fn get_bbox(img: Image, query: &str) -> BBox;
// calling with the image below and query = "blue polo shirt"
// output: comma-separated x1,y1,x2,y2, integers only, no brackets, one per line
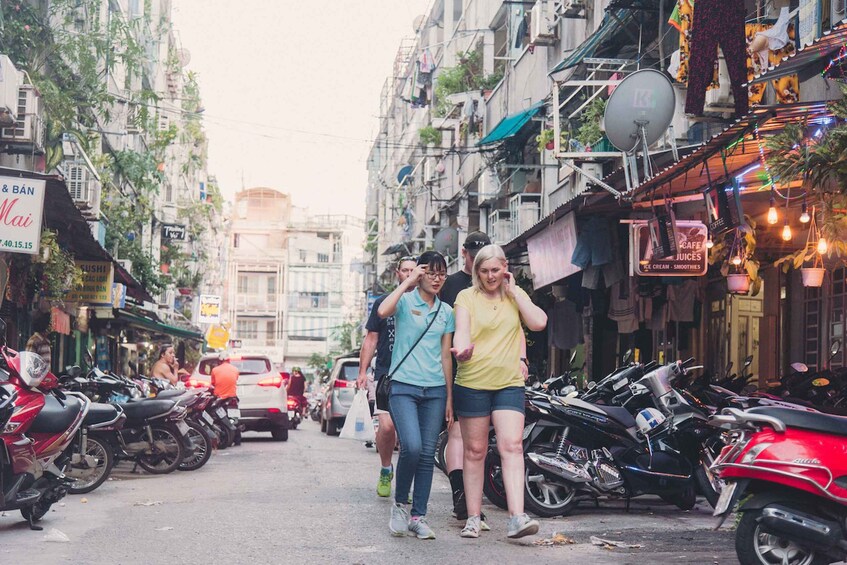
389,288,455,387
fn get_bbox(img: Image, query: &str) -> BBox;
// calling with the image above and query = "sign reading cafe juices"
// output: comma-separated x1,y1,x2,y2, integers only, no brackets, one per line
0,175,46,255
631,221,708,277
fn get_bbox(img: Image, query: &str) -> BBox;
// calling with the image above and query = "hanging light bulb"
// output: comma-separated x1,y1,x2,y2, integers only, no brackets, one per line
767,193,778,225
782,219,793,242
731,254,742,266
800,200,810,223
818,236,829,254
706,238,714,249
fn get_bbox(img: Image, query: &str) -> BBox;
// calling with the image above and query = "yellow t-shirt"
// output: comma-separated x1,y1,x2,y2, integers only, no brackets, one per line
454,286,527,390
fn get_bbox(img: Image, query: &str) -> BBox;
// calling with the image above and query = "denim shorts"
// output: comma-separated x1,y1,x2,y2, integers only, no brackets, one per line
453,384,525,417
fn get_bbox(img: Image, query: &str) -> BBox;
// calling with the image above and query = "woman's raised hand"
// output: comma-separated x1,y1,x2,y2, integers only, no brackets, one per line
503,271,517,299
450,344,475,362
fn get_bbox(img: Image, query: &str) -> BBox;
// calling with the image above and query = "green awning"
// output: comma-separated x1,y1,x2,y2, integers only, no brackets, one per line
550,9,634,74
116,309,203,341
477,101,544,146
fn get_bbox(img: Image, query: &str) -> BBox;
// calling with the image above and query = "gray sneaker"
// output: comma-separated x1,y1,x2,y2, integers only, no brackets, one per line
507,513,539,539
389,503,410,537
408,517,436,540
461,515,481,538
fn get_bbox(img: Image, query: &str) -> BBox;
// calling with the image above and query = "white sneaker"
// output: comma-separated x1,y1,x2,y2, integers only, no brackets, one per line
389,503,409,537
408,517,436,540
507,513,539,538
461,515,481,538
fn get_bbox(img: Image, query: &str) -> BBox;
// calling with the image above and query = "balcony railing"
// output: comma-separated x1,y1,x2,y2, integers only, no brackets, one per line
235,294,278,312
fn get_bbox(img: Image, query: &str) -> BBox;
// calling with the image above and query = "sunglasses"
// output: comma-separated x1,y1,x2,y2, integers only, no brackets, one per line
397,255,419,266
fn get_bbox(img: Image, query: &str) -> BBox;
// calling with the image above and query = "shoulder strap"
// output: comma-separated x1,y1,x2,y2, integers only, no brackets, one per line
388,300,442,379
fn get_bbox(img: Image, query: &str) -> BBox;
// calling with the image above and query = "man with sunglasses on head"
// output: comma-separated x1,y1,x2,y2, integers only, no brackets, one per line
357,255,418,498
439,231,492,527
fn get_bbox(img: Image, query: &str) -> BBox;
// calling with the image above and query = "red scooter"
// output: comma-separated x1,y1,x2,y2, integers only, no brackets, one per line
711,406,847,564
0,321,90,529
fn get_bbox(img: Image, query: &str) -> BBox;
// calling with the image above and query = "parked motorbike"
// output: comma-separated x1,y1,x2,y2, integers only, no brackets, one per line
711,406,847,565
308,395,321,422
0,321,90,529
485,359,723,518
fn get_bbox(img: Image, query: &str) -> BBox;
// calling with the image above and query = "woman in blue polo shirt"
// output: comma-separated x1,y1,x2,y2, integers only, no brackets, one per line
377,251,454,540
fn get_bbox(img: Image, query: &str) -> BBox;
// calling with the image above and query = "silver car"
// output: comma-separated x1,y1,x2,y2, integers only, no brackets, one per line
320,356,359,436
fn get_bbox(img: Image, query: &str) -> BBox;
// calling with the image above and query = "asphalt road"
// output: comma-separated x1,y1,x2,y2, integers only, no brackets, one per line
1,421,738,564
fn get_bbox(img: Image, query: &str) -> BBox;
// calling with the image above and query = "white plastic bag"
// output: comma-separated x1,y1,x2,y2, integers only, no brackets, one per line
340,389,376,442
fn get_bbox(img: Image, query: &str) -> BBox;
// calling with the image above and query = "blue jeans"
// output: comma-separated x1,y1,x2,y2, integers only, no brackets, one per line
389,381,446,517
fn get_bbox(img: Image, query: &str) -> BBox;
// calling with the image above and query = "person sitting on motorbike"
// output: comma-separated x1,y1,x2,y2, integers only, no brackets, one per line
211,354,241,444
287,366,308,419
151,344,179,386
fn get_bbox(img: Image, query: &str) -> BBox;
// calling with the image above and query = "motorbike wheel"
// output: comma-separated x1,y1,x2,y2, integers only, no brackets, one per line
68,435,115,494
434,429,448,475
694,456,722,508
326,418,340,436
736,506,827,565
178,421,213,472
217,422,234,450
21,500,52,523
137,424,184,474
524,450,579,517
482,451,509,510
659,485,697,510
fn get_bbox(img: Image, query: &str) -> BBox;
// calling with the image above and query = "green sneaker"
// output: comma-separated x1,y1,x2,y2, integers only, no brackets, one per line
377,467,393,497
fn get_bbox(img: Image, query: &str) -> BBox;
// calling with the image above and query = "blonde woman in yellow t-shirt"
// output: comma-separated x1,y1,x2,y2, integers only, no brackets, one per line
450,244,547,539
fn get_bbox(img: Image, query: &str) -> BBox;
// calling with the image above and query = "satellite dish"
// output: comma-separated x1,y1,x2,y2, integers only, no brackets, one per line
397,165,414,186
413,15,426,32
434,227,459,257
176,48,191,68
604,69,675,153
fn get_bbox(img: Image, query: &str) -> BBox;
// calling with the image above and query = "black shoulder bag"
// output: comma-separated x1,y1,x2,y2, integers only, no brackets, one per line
376,301,442,408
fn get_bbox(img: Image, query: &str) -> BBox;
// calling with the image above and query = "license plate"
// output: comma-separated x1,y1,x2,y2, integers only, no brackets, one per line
176,420,190,435
227,408,241,419
287,410,295,419
713,481,738,516
201,411,215,425
216,407,226,418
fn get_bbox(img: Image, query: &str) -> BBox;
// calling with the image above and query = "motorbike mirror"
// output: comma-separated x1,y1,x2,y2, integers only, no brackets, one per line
84,348,94,367
569,350,577,366
621,349,633,364
586,380,596,390
831,339,842,359
744,355,754,367
790,362,809,373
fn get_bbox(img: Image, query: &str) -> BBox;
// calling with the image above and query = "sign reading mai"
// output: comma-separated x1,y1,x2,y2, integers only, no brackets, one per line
0,175,46,255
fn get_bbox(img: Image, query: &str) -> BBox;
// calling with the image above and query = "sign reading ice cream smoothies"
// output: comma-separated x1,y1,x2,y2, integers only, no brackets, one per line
0,175,46,255
631,221,708,276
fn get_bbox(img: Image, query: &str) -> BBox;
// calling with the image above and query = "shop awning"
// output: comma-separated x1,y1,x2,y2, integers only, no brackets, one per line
550,10,635,74
381,242,413,256
750,20,847,84
628,101,832,201
477,101,544,146
115,309,203,341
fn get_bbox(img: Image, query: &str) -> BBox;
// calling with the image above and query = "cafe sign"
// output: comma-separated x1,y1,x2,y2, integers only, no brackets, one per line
631,221,708,277
65,261,115,303
0,175,46,255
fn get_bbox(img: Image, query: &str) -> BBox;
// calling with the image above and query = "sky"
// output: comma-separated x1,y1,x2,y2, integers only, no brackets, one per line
170,0,431,217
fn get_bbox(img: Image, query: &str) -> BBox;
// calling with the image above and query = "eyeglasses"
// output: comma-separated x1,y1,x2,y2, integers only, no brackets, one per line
425,272,447,280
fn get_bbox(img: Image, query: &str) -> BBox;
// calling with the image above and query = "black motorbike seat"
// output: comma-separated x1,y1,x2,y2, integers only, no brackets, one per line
29,394,83,434
84,403,121,426
156,389,185,399
598,405,637,428
749,406,847,436
116,399,175,422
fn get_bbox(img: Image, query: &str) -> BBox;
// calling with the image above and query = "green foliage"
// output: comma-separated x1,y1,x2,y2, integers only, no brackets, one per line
576,97,606,148
536,129,555,153
708,217,762,296
307,352,333,380
433,47,503,117
418,125,442,147
36,229,84,299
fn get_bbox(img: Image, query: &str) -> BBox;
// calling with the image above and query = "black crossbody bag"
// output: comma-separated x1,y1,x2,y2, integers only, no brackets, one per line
376,301,442,408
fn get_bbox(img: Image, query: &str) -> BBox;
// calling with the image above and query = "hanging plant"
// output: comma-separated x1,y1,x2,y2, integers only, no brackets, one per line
419,126,442,147
37,230,84,299
536,129,555,153
709,218,761,296
575,97,607,148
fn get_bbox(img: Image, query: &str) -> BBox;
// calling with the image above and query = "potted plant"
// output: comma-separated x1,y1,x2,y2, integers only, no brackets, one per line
37,230,84,299
774,206,828,287
575,97,607,149
419,125,442,148
536,128,555,153
709,219,761,296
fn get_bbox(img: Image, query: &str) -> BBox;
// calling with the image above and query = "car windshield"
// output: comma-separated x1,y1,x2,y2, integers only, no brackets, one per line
339,364,358,381
231,358,271,375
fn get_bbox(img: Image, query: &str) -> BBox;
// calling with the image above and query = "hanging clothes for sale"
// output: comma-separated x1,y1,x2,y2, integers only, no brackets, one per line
608,280,639,334
798,0,817,47
669,0,719,88
684,0,748,117
746,17,800,106
548,299,583,351
418,49,435,74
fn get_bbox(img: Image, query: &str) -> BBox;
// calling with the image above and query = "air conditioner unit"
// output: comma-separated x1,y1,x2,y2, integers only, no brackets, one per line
65,163,102,219
508,194,541,239
530,1,557,45
0,56,21,126
478,168,500,202
0,84,45,154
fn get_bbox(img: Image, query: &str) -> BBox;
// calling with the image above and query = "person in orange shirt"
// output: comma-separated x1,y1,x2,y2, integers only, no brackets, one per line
211,356,239,399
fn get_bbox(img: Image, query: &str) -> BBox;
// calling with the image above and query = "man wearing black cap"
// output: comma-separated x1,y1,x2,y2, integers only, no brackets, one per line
439,230,490,524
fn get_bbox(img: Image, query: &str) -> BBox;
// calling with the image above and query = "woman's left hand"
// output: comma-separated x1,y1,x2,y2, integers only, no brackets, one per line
520,360,529,381
504,271,517,299
445,402,454,425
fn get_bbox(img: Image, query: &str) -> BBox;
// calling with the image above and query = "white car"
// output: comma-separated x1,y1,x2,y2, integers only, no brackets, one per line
191,354,290,441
